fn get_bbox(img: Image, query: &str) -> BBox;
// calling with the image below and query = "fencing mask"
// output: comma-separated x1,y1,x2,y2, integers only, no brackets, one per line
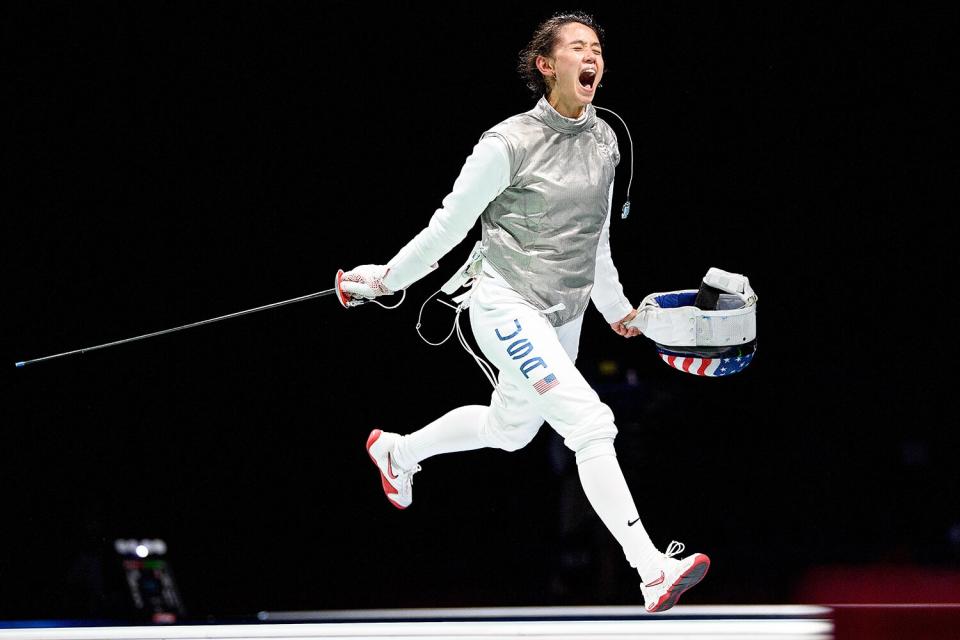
627,267,758,377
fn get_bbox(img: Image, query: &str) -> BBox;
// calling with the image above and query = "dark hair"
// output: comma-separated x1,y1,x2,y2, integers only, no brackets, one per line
517,11,606,99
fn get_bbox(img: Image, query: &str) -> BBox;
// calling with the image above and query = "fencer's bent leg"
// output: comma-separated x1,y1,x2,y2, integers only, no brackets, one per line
392,362,545,466
392,405,488,470
468,274,620,456
480,374,545,451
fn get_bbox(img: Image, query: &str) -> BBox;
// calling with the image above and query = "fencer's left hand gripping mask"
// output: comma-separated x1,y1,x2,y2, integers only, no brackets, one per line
626,267,758,377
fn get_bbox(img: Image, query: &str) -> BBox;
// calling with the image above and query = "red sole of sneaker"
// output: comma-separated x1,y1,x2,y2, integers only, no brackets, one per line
366,429,407,510
648,554,710,612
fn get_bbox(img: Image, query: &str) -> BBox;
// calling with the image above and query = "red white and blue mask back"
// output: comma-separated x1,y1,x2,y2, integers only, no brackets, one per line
627,268,758,377
656,341,756,377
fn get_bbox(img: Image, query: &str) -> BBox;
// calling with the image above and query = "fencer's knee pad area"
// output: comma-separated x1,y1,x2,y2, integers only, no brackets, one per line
561,401,619,457
573,437,618,465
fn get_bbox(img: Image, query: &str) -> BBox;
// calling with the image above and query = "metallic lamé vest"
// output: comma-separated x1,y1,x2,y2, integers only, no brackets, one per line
479,97,620,327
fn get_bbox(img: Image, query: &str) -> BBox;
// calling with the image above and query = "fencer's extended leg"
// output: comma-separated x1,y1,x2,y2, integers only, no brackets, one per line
574,450,709,611
577,452,663,579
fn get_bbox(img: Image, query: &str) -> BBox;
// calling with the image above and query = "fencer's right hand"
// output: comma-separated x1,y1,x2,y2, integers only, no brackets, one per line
338,264,394,304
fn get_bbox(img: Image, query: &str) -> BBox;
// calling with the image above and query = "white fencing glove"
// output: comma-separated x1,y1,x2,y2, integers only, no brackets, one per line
337,264,394,307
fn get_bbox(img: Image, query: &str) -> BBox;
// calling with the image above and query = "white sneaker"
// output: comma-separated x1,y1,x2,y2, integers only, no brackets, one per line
641,541,711,613
366,429,421,510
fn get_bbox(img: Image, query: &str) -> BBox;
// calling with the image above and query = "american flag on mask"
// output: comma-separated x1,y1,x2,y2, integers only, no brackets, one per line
533,373,559,394
660,352,754,377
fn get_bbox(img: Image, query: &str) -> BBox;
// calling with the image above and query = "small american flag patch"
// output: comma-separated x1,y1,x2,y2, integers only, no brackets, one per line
533,373,559,394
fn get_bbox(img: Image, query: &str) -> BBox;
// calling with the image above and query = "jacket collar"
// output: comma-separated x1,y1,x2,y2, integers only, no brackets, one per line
532,95,597,134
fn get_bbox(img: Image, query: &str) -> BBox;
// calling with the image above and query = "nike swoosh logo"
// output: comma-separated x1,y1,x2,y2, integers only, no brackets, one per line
627,517,641,527
645,570,665,587
387,452,399,480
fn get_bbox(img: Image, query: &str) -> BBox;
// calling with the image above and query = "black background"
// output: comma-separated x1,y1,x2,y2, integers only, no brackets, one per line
3,1,956,621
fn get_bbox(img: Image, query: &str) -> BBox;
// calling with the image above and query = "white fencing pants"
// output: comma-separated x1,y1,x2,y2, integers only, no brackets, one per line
468,268,618,463
392,267,663,578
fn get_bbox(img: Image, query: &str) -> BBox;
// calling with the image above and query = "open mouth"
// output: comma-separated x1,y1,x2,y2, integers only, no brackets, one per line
578,68,597,91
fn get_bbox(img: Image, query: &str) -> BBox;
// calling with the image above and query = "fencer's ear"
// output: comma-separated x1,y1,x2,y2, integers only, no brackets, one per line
535,55,554,77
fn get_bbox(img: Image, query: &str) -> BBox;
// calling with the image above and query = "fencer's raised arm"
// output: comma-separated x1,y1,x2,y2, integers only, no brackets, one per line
591,180,633,323
340,136,510,301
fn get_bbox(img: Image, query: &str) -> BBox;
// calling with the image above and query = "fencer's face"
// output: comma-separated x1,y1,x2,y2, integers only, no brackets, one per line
538,22,604,112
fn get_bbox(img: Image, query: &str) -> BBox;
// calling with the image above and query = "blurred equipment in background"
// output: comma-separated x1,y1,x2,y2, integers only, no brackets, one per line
114,539,184,623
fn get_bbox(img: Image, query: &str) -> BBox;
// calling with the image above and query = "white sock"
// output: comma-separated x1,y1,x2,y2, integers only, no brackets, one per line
577,452,662,582
392,405,488,470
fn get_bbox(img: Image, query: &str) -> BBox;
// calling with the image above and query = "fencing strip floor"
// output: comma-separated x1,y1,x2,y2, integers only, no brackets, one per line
0,605,834,640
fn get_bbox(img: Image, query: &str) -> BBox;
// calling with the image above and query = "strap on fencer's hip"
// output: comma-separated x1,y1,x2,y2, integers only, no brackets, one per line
441,240,485,295
432,240,482,309
451,287,474,308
